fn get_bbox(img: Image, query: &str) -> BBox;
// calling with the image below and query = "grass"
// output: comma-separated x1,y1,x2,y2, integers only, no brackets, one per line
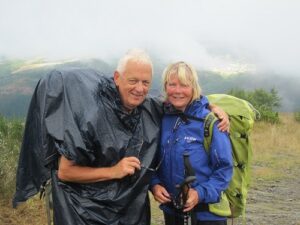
0,115,24,198
1,113,300,224
251,113,300,183
0,197,47,225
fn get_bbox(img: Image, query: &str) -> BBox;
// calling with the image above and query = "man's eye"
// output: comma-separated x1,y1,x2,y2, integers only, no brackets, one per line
128,79,138,84
143,81,150,86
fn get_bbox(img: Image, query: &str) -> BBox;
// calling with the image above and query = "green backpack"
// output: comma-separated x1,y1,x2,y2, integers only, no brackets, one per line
204,94,259,218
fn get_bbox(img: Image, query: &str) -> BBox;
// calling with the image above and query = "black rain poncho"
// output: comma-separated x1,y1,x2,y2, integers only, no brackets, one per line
13,68,162,225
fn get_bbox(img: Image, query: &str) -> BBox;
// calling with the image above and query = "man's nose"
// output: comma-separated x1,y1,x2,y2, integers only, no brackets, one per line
135,81,144,92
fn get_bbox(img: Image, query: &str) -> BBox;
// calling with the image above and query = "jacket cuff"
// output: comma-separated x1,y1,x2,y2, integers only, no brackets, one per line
150,176,161,190
194,185,206,203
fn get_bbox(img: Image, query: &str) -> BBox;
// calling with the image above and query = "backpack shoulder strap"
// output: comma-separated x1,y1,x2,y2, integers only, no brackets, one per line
203,112,218,154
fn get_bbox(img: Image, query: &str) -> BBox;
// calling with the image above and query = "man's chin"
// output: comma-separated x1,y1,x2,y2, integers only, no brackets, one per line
130,99,145,108
122,100,143,110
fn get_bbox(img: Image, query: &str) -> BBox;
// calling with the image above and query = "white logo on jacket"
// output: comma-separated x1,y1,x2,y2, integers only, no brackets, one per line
184,136,197,143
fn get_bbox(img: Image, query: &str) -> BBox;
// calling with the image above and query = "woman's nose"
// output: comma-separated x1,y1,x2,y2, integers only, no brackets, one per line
174,85,182,92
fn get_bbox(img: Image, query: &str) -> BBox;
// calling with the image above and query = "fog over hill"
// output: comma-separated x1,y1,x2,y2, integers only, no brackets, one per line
0,0,300,116
1,0,299,74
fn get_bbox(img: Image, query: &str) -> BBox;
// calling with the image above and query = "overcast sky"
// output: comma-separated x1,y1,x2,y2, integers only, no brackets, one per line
0,0,299,76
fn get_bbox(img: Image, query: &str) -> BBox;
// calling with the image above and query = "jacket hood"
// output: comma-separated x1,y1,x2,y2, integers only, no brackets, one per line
185,95,210,118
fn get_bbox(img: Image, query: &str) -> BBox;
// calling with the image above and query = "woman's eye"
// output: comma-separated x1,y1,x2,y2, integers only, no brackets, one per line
181,84,189,88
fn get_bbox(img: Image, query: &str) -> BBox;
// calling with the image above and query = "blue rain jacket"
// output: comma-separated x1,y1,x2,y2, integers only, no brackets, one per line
152,96,233,221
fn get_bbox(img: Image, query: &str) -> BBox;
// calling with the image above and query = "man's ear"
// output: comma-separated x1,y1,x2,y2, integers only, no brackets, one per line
114,71,120,86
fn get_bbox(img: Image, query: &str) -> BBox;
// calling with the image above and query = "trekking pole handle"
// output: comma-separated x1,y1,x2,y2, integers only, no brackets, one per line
183,151,195,177
182,151,196,206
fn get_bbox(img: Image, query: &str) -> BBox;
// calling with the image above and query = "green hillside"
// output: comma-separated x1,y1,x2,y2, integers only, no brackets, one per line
0,58,300,117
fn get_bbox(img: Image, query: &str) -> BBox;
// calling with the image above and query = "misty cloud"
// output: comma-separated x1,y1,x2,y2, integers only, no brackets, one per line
0,0,299,76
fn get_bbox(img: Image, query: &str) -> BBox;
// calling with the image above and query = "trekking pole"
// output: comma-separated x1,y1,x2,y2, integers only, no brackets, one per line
40,180,53,225
174,175,196,225
172,151,196,225
182,151,196,225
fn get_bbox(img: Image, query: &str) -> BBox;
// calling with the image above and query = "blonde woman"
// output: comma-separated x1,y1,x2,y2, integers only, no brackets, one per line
151,62,233,225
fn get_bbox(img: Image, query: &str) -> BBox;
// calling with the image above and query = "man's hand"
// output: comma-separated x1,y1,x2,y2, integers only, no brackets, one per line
183,188,199,212
209,104,230,132
151,184,171,204
111,157,141,179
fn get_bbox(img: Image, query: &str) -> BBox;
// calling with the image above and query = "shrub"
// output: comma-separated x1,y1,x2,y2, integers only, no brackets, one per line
259,107,280,124
294,111,300,122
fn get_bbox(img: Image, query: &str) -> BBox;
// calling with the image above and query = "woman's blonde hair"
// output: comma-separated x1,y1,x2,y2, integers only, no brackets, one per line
162,61,201,101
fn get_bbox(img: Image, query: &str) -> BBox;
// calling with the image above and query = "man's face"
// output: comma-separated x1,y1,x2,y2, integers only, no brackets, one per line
114,60,152,111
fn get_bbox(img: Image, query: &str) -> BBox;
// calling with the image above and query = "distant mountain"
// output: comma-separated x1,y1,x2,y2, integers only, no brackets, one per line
0,58,299,117
0,58,114,117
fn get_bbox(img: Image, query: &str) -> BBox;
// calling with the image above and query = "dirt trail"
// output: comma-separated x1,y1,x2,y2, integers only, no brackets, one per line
243,177,300,225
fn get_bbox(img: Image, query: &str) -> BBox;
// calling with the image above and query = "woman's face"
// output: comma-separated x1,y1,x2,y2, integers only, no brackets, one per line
165,75,193,112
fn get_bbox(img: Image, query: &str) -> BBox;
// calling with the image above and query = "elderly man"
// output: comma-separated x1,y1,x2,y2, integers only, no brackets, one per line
13,49,228,225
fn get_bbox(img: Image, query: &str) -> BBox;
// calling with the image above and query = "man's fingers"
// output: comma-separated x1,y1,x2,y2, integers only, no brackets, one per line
217,118,230,132
123,157,141,169
125,162,141,175
125,156,141,164
112,157,142,178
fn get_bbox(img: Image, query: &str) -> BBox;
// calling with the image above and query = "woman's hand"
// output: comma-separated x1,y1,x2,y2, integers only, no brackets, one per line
151,184,171,204
209,104,230,132
183,188,199,212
